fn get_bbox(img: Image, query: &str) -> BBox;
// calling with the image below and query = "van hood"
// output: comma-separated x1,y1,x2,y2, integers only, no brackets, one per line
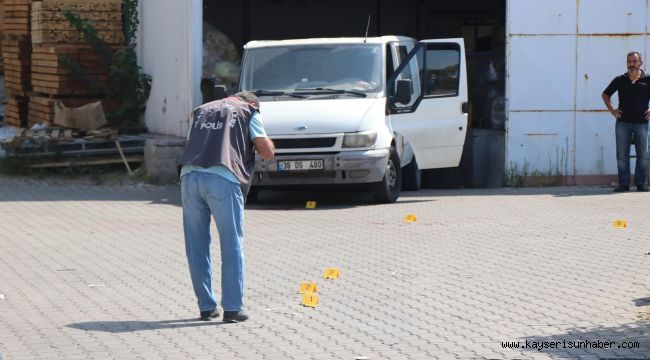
259,98,383,135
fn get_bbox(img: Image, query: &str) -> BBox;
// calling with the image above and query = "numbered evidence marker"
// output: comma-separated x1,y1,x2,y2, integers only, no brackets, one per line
299,281,318,294
323,267,341,279
404,214,417,223
613,219,628,229
302,293,319,307
306,201,317,209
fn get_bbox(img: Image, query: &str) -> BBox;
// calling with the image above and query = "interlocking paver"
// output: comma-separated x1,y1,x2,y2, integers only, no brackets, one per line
1,177,649,359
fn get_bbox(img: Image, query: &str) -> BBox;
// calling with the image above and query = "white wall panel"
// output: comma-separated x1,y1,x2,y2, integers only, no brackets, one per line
507,112,574,174
508,0,576,35
509,36,576,111
579,0,646,34
141,0,202,136
575,112,617,175
576,36,646,110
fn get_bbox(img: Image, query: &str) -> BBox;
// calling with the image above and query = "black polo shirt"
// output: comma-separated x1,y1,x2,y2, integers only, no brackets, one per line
603,73,650,123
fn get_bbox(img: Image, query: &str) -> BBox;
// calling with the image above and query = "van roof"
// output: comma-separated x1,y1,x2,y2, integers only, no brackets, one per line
244,36,416,49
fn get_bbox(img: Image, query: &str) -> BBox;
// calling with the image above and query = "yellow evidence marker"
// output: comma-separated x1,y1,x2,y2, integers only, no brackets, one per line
306,201,317,209
323,267,341,279
299,281,318,294
404,214,417,223
302,293,319,307
613,219,628,229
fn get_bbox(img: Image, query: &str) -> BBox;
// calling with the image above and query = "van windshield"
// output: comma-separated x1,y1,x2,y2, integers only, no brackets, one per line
240,44,383,95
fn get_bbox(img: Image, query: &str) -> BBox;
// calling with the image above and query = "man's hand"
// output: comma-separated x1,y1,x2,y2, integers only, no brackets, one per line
253,137,275,160
602,93,622,119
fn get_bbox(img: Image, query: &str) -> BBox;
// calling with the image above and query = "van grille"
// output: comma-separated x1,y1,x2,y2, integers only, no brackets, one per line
273,138,336,149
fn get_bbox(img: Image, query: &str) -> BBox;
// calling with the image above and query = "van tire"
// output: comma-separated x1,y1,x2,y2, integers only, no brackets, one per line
401,156,421,191
372,147,401,203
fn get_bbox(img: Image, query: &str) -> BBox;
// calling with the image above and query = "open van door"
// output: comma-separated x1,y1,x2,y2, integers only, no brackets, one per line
388,38,468,169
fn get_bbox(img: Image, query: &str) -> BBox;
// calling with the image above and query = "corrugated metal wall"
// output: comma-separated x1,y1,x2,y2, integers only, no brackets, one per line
506,0,649,183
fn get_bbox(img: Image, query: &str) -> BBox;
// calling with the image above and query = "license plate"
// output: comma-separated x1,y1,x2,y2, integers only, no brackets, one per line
278,159,324,171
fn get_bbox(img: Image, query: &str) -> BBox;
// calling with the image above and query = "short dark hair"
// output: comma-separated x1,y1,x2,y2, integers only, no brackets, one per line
233,91,260,108
627,51,642,60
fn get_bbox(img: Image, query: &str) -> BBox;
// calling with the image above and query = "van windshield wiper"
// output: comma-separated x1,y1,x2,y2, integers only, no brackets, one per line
252,90,307,98
294,87,367,98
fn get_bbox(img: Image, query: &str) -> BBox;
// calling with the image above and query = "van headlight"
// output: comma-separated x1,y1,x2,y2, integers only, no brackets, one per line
342,131,377,148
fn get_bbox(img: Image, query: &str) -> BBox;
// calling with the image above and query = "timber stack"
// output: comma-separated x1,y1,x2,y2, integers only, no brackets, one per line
0,0,5,72
29,0,124,127
1,0,32,127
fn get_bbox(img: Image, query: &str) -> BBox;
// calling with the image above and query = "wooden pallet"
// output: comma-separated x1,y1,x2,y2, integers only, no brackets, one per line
8,128,144,173
12,127,80,143
27,154,143,169
12,127,117,142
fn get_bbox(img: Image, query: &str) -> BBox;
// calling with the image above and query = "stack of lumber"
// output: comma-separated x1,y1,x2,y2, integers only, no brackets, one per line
0,0,5,72
1,0,33,126
2,37,31,95
31,44,113,96
2,0,30,37
27,0,125,127
31,0,124,44
5,96,28,125
29,95,119,125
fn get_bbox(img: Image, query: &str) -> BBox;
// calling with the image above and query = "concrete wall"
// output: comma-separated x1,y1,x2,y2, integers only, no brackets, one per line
139,0,202,137
506,0,649,184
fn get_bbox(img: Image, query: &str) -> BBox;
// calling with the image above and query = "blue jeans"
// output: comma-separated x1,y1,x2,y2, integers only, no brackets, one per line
181,172,245,312
615,121,649,187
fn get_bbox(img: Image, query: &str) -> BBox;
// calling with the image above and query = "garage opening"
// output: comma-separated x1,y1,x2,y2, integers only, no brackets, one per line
203,0,506,187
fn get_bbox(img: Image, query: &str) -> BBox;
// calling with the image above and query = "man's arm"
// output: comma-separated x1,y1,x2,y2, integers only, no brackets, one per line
602,93,622,118
253,137,275,160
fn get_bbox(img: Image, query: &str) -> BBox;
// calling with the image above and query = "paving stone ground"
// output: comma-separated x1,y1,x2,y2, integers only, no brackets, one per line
0,176,649,360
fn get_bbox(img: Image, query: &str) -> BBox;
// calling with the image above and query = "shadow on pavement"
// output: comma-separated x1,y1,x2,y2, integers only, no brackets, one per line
401,186,618,198
0,176,626,205
634,297,650,307
246,189,435,210
66,318,230,332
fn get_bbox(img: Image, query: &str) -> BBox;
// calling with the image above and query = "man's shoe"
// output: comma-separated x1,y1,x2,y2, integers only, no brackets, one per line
199,309,220,321
637,185,649,192
223,310,249,323
613,185,630,192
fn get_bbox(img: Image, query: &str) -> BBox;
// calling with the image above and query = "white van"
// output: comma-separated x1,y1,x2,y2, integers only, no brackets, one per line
239,36,468,203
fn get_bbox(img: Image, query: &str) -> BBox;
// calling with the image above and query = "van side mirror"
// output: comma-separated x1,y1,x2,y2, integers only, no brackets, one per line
394,79,412,105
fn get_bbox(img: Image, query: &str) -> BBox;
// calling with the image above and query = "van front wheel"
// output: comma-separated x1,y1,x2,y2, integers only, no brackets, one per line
372,147,401,203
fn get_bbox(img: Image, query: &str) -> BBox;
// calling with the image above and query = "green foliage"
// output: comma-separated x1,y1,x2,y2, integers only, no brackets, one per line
59,55,102,94
507,161,529,187
62,1,151,127
122,0,139,46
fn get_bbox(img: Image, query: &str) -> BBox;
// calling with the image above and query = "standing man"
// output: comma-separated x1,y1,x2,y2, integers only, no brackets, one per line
178,92,274,322
602,51,650,192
